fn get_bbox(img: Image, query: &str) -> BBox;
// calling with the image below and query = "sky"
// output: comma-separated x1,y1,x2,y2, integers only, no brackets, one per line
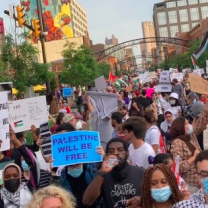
0,0,161,45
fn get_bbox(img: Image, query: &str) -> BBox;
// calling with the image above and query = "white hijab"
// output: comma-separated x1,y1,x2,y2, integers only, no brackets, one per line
160,109,175,132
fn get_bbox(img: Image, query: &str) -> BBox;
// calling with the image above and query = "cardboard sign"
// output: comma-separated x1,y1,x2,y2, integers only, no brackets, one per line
148,72,157,79
52,131,102,167
9,96,48,133
0,92,10,151
126,85,133,93
0,82,13,101
189,73,208,94
63,88,73,97
40,121,52,157
94,75,107,92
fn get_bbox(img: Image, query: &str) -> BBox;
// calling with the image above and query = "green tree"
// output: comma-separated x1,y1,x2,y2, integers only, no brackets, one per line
60,42,110,86
0,34,55,95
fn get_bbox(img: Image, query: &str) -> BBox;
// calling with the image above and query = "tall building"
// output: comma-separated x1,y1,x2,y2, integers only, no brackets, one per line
105,34,118,46
140,21,157,65
0,18,5,54
71,0,88,37
153,0,208,38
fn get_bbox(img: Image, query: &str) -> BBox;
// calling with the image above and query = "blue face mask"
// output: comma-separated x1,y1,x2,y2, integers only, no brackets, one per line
21,160,29,172
201,177,208,196
151,186,172,203
68,167,83,178
193,99,197,103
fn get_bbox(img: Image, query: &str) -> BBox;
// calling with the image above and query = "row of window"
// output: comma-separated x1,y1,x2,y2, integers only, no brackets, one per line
73,15,88,30
167,0,208,8
71,0,87,18
71,7,87,25
157,6,208,25
159,22,199,37
74,29,84,37
74,22,86,33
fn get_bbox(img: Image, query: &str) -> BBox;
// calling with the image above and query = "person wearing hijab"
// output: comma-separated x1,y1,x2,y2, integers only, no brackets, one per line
170,101,208,193
1,163,32,208
160,109,175,147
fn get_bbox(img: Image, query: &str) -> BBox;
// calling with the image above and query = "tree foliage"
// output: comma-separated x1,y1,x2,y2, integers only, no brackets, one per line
0,35,55,95
60,42,110,86
157,40,208,71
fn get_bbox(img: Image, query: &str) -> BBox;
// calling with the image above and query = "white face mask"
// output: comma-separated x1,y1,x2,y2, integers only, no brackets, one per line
169,100,176,105
76,121,83,130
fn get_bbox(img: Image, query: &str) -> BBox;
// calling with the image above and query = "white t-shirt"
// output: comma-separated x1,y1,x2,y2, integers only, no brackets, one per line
145,125,161,153
128,142,156,169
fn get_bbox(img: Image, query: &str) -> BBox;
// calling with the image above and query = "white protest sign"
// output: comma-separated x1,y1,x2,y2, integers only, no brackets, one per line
148,72,157,79
170,73,184,82
200,69,205,74
94,75,107,92
159,71,171,83
182,68,192,74
9,96,48,133
35,151,50,171
0,92,10,151
156,85,172,92
193,69,201,76
169,68,178,73
140,72,151,84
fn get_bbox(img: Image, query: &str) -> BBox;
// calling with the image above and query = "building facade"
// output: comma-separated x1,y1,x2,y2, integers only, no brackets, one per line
71,0,88,37
0,18,5,54
153,0,208,38
105,34,118,46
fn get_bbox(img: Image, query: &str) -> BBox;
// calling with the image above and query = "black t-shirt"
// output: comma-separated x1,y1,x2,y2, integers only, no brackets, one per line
136,96,153,110
0,156,12,163
101,164,144,208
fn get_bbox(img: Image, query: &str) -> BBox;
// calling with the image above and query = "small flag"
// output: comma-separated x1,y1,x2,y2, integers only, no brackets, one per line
191,56,199,69
109,72,118,82
192,32,208,59
114,81,121,90
117,79,128,86
14,120,23,128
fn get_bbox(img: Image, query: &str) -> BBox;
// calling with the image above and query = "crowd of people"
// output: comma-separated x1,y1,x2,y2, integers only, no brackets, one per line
1,72,208,208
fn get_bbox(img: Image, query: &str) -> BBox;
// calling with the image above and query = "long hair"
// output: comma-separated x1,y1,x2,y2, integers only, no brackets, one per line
26,185,76,208
141,164,182,208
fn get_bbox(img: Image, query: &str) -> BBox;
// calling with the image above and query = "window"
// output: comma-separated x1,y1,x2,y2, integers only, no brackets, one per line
166,2,176,8
159,27,168,37
179,9,188,22
188,0,198,4
168,11,177,23
201,6,208,19
157,12,167,25
190,8,199,20
177,0,187,6
181,24,190,32
199,0,208,3
170,25,179,37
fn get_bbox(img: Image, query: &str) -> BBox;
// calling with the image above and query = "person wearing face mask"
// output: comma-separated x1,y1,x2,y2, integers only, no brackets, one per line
170,100,208,193
1,163,32,208
173,150,208,208
136,88,153,110
140,164,182,208
160,110,175,147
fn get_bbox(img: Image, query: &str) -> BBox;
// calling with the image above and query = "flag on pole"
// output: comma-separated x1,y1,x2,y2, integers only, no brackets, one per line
108,72,118,82
191,56,199,69
192,32,208,59
114,81,121,90
117,79,128,86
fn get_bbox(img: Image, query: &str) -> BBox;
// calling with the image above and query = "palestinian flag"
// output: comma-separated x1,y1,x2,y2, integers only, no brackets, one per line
114,81,121,90
132,77,139,84
191,56,199,69
14,120,23,128
117,79,128,86
109,72,118,82
192,32,208,59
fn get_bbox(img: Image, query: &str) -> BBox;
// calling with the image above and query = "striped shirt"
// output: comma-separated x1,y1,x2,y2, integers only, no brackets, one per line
22,169,51,189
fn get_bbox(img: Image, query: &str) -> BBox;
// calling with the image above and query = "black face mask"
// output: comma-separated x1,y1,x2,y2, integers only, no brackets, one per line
142,91,146,96
4,179,20,193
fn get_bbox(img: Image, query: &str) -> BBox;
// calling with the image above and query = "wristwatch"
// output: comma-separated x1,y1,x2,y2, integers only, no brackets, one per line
97,170,106,178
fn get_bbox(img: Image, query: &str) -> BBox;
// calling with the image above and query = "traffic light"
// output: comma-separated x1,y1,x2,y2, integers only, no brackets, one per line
16,5,26,27
33,19,41,37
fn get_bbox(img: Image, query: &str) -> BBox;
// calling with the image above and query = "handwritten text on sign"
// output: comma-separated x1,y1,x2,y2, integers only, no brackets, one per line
63,88,73,97
52,131,102,167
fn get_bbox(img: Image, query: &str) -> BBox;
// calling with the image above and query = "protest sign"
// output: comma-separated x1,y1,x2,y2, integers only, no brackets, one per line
193,69,201,76
189,74,208,94
63,88,73,97
52,131,102,167
200,69,205,74
35,151,50,171
40,121,52,157
189,73,208,94
156,85,172,92
126,85,133,93
0,92,10,151
0,82,13,101
182,68,192,74
94,75,107,92
148,72,157,79
9,96,48,133
146,88,154,97
169,68,178,73
170,73,184,82
159,71,171,83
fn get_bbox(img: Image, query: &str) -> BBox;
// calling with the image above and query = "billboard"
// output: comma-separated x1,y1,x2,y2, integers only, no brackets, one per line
21,0,74,42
